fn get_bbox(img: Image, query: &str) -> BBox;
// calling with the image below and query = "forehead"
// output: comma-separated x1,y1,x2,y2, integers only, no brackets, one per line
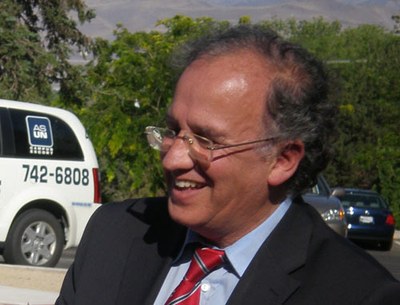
169,50,273,133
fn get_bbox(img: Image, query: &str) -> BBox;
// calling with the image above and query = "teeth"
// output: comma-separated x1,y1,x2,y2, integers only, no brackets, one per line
175,180,201,189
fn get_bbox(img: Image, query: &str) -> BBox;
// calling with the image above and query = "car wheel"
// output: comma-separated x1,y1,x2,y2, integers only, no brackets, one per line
380,240,393,251
3,209,64,267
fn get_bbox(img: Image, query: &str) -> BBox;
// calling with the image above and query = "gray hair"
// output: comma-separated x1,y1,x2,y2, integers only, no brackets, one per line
171,24,337,194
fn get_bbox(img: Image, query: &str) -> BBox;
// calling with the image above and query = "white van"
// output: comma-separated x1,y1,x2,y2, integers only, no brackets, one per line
0,99,101,267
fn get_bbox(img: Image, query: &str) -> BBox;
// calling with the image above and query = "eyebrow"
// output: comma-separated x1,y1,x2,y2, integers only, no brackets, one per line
164,115,224,141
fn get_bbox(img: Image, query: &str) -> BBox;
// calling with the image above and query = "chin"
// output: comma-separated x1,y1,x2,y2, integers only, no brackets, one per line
168,198,203,228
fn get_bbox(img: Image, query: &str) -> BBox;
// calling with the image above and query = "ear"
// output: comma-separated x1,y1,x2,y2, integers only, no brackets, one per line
267,140,305,186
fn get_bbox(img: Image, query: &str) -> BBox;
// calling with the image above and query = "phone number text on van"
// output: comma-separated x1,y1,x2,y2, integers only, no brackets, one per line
22,164,90,186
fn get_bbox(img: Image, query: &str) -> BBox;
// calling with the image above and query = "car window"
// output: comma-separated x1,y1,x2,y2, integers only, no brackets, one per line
4,109,84,161
341,193,387,209
304,176,330,196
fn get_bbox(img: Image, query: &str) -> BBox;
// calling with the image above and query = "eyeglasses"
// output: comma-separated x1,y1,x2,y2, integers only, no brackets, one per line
145,126,279,166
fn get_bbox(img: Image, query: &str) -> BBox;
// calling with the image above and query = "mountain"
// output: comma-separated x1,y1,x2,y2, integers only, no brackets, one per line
203,0,392,5
79,0,400,39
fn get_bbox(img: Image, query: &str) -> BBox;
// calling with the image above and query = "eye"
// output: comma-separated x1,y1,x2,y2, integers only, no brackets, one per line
193,134,214,149
165,116,180,130
191,127,224,147
165,122,180,135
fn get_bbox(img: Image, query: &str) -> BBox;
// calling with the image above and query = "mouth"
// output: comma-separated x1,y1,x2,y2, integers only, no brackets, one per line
174,179,205,190
168,178,208,207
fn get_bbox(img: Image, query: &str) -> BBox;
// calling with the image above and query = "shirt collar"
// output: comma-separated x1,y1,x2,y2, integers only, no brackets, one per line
173,197,292,277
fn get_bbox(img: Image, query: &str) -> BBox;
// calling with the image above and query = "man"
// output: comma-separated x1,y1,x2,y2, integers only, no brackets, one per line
56,25,400,305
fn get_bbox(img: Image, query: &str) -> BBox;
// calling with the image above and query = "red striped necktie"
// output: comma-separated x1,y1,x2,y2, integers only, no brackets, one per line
164,247,226,305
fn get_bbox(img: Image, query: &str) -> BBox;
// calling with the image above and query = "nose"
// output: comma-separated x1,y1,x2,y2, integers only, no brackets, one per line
161,136,195,171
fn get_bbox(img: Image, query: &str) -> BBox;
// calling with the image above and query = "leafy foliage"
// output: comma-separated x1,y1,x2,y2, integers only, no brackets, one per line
1,5,399,225
80,17,229,200
253,18,400,223
326,26,400,222
87,17,400,224
0,0,94,104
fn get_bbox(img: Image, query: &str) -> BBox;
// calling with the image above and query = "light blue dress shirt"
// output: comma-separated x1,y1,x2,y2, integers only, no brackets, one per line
154,197,292,305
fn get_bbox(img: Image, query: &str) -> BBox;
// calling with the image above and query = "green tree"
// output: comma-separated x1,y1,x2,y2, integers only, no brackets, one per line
327,25,400,222
79,16,400,225
258,19,400,224
6,8,396,222
260,17,343,59
81,17,229,200
0,0,95,104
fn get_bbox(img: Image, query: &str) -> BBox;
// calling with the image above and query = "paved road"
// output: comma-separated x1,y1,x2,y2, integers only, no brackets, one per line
367,240,400,280
2,239,400,281
56,247,76,269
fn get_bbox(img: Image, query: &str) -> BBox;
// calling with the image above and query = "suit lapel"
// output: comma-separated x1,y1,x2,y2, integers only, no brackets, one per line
109,197,313,305
114,197,187,305
115,238,176,305
227,198,313,305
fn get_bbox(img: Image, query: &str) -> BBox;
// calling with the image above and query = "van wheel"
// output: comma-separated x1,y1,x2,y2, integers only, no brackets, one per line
3,209,64,267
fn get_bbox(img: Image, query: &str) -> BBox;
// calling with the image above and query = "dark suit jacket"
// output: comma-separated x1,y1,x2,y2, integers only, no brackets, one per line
56,197,400,305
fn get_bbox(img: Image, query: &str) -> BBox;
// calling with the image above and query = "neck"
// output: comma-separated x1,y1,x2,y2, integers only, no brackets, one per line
194,202,281,248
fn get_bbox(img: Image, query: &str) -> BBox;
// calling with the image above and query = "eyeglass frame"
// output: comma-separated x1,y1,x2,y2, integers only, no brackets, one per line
145,125,280,158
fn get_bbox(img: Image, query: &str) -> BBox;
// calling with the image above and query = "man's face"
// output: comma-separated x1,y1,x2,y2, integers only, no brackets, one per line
162,50,280,247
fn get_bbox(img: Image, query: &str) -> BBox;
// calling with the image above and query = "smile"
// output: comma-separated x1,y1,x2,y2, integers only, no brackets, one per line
174,180,204,189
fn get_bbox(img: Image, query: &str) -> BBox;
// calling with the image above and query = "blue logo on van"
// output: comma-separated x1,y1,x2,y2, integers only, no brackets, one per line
26,116,54,155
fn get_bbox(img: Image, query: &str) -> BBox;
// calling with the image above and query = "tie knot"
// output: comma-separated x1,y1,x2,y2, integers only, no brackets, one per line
185,247,225,283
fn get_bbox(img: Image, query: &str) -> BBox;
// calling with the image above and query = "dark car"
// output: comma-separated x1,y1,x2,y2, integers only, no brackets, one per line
302,176,347,237
340,188,395,250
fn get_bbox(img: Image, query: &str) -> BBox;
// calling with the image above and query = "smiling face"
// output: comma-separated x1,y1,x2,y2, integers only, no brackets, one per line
162,50,288,247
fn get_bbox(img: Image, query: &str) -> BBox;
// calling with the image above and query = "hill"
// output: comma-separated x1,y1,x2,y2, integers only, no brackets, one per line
80,0,399,39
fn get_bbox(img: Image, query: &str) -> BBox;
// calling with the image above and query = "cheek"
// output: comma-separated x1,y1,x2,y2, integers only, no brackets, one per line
208,158,254,193
210,155,270,194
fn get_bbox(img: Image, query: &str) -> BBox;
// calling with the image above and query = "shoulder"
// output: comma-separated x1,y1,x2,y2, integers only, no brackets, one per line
290,198,392,273
87,197,169,228
81,196,186,247
73,196,185,268
361,281,400,305
290,197,399,300
57,197,184,304
77,197,172,251
265,198,400,304
93,196,168,217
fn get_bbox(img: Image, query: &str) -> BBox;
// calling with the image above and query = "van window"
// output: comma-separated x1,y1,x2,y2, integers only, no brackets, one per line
0,113,2,155
6,109,84,160
0,108,15,156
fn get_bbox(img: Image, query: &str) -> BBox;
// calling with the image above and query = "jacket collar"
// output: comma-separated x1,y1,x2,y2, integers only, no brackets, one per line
116,196,312,305
227,197,312,305
116,197,188,305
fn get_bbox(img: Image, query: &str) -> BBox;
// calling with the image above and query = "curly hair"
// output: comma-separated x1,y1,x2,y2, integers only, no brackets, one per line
171,24,338,194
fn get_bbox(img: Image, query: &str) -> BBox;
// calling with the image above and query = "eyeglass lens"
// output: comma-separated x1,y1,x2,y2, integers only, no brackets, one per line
146,127,212,166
